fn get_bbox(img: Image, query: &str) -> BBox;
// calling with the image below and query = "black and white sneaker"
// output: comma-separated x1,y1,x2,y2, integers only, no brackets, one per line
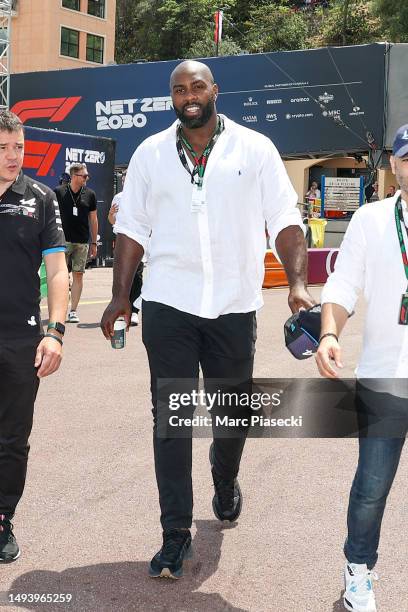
343,562,378,612
0,514,20,563
149,528,192,579
209,442,242,522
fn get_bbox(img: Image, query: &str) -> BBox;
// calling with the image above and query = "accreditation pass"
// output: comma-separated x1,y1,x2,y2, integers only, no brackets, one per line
191,184,206,213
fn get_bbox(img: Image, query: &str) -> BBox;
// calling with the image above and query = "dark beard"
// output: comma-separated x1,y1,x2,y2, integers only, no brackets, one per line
174,98,215,128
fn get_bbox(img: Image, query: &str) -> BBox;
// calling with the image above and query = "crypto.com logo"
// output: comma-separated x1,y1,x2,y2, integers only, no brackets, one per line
23,140,62,176
11,96,81,124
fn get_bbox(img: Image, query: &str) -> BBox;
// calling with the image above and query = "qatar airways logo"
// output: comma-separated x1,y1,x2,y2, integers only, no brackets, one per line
95,97,173,130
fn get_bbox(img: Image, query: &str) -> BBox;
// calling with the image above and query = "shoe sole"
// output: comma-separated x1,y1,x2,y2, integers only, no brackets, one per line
0,549,21,563
343,594,376,612
149,545,193,579
209,443,243,522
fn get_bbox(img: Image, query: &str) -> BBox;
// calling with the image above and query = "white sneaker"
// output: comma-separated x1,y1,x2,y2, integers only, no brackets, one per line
130,312,139,326
344,563,378,612
66,310,79,323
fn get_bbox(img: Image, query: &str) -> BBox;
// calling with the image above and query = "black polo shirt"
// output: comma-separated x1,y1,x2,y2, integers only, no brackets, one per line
54,185,97,243
0,172,65,340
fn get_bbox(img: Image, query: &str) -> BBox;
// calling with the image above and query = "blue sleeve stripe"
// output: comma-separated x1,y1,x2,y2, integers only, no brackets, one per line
42,246,66,256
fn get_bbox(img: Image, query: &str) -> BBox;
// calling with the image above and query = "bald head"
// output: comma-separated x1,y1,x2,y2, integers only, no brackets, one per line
170,60,218,130
170,60,215,89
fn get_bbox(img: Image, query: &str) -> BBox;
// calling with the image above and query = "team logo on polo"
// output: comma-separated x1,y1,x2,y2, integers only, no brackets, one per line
95,97,173,131
0,201,38,219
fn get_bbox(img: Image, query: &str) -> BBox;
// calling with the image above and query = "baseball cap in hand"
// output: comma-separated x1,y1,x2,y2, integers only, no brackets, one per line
392,124,408,158
284,304,321,360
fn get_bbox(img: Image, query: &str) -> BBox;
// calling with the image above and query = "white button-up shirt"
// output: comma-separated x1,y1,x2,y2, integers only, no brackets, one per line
321,192,408,379
115,115,303,319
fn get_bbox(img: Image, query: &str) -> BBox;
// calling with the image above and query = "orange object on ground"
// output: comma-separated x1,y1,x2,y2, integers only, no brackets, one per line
262,248,339,288
263,250,288,288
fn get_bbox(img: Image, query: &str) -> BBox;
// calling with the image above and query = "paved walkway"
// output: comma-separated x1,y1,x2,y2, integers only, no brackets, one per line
1,269,406,611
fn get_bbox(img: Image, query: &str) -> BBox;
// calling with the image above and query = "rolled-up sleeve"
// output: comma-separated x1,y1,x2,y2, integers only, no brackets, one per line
260,139,305,254
114,145,151,251
321,209,366,313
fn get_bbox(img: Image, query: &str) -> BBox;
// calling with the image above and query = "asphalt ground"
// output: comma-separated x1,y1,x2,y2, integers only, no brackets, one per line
1,268,407,612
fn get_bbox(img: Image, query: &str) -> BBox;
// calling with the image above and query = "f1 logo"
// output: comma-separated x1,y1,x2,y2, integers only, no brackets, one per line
23,140,62,176
11,96,81,124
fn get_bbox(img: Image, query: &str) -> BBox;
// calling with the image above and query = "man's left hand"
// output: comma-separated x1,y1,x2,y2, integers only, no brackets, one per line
89,243,97,259
288,284,316,313
34,336,63,378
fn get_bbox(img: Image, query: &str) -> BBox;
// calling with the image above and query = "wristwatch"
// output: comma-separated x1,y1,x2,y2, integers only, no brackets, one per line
47,322,66,336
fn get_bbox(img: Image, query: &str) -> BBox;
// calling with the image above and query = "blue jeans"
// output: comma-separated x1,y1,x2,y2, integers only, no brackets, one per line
344,386,407,569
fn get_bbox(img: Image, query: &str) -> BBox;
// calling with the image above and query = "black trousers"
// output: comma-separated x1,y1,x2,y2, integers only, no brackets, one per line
142,300,256,529
0,336,41,516
129,262,144,313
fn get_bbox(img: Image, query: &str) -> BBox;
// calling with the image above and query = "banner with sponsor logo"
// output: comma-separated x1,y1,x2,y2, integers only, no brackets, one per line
11,43,386,164
385,43,408,148
23,126,116,260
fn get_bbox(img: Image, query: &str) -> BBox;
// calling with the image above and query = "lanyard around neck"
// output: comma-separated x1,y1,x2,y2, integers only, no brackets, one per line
394,195,408,283
68,185,82,207
176,116,224,188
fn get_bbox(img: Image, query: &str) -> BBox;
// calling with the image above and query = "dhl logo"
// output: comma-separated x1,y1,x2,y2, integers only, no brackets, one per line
11,96,81,124
23,140,62,176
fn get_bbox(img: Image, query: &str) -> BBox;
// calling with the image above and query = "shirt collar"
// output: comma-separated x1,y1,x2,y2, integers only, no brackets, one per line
10,171,28,195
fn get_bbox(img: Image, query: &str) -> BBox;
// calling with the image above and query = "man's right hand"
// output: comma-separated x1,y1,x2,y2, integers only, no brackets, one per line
315,336,344,379
101,297,131,339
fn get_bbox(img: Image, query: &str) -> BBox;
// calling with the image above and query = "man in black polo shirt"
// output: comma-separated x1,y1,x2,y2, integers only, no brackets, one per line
0,110,68,562
54,163,98,323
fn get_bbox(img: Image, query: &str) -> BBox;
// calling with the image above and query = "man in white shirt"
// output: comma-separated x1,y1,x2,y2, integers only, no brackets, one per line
101,60,314,579
316,124,408,612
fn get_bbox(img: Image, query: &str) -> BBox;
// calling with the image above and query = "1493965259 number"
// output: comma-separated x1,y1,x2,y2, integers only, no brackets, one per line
8,593,73,604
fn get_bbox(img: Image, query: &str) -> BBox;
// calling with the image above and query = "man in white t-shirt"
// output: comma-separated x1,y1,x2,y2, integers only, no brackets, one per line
316,124,408,612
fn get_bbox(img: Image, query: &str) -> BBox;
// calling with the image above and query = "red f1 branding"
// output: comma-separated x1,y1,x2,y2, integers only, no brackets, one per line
11,96,81,124
24,141,62,176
